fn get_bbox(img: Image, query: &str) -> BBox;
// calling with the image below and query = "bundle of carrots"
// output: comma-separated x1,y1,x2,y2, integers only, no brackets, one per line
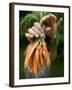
24,38,51,76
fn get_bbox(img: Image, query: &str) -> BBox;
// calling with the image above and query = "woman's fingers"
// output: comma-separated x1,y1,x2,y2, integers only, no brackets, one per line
40,13,57,26
49,13,57,23
25,33,33,38
44,27,52,36
26,26,45,38
40,15,50,25
32,26,45,38
57,17,63,28
45,27,51,33
32,26,41,35
28,28,39,38
34,22,44,32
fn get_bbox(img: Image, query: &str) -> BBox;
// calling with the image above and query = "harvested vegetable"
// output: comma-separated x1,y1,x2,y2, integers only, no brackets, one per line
39,47,44,67
24,41,38,69
24,37,51,76
32,47,39,75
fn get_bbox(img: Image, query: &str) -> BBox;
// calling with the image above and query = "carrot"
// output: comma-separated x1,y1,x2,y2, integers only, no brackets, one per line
24,41,38,69
27,52,34,71
24,39,50,75
42,41,51,66
27,47,36,70
24,44,33,68
42,40,46,50
32,46,40,75
37,47,41,72
42,48,50,66
32,48,37,75
24,43,32,56
45,45,50,66
39,47,44,67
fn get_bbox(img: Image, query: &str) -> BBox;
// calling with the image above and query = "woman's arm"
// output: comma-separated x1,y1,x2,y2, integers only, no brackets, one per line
48,38,57,63
40,13,62,62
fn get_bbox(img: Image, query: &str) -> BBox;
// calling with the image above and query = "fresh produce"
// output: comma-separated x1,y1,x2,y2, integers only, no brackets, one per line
24,41,38,70
24,38,51,76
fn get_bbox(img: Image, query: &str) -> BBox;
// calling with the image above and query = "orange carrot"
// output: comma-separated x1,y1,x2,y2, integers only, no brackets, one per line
24,43,32,56
39,47,44,67
24,41,38,69
27,47,36,70
45,45,50,65
24,39,51,75
42,41,51,66
42,40,46,50
42,48,50,66
32,46,40,75
24,44,33,69
32,48,38,75
37,47,41,72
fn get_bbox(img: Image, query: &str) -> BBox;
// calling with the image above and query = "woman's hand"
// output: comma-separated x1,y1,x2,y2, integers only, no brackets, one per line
40,13,63,39
25,22,45,39
25,13,63,40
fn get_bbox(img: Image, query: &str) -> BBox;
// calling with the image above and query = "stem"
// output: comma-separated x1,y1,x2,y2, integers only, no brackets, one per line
38,37,42,47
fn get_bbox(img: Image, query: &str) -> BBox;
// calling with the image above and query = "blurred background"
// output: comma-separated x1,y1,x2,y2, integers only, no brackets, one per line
19,11,64,79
